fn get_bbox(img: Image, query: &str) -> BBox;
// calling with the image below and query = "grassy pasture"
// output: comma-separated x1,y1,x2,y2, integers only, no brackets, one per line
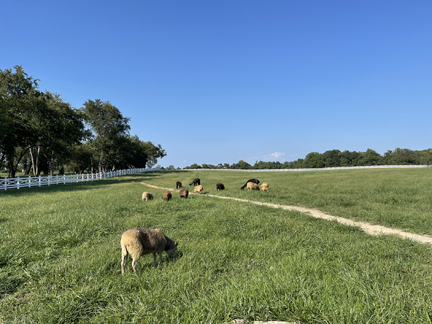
0,169,431,323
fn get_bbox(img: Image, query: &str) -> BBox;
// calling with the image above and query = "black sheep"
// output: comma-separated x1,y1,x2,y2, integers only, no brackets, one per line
216,182,225,190
240,179,259,190
189,178,201,186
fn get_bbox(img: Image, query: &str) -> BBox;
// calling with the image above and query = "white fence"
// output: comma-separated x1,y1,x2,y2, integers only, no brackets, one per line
0,168,151,191
185,165,431,172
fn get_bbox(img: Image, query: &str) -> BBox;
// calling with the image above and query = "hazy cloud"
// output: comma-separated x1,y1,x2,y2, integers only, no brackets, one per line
264,152,285,159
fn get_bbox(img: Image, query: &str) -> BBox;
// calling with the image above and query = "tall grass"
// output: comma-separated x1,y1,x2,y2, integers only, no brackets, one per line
1,170,431,323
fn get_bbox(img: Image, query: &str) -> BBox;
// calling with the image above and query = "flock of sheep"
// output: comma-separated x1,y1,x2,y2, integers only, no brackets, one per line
121,177,269,274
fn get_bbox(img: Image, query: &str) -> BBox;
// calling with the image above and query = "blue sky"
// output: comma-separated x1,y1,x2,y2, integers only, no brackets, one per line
2,1,431,167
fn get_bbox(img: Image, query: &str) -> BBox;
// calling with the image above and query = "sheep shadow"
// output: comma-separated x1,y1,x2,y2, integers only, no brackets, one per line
127,250,183,272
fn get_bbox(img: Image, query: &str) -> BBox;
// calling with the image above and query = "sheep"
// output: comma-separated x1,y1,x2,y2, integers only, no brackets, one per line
163,191,172,201
189,178,201,186
216,182,225,190
193,185,203,194
240,179,260,190
121,228,178,275
247,182,259,191
176,181,182,189
260,182,269,191
142,192,154,201
179,188,189,198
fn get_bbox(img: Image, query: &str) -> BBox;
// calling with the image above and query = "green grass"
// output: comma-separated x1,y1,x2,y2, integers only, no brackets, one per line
1,169,432,323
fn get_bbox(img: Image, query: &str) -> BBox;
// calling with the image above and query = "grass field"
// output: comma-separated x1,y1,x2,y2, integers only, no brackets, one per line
1,169,431,323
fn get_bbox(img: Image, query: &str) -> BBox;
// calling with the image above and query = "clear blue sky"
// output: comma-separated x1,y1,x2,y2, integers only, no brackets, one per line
2,1,431,168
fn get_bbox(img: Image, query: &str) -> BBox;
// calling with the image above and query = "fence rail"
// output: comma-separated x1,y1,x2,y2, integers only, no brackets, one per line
184,165,431,172
0,168,151,191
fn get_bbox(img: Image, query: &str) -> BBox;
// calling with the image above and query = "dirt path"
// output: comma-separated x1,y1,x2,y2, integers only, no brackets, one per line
140,182,432,247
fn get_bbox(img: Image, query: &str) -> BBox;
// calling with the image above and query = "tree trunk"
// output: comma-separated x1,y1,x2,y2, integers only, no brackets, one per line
29,145,41,176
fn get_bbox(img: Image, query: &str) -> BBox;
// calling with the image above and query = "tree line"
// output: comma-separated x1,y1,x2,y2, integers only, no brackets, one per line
183,148,432,170
0,65,166,178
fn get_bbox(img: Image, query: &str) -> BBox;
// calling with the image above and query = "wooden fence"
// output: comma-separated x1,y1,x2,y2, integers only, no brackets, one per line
0,168,150,191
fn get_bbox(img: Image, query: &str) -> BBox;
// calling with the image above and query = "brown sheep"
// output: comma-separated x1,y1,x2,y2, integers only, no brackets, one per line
193,185,203,194
216,182,225,190
179,188,189,198
240,179,260,190
163,191,172,201
176,181,182,189
121,228,178,275
260,182,269,191
189,178,201,186
142,192,154,201
247,182,259,191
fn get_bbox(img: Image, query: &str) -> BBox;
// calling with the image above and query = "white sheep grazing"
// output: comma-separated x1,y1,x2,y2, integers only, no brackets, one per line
193,185,203,194
121,228,178,275
247,182,259,191
260,182,269,191
142,192,154,201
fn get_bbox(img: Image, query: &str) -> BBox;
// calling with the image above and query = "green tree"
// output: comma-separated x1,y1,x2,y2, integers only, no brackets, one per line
303,152,325,168
359,149,383,166
0,65,41,177
231,160,252,169
142,141,166,169
323,149,341,167
81,99,131,172
36,92,85,176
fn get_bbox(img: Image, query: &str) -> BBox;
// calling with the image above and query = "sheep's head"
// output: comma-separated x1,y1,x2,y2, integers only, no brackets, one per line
166,241,178,258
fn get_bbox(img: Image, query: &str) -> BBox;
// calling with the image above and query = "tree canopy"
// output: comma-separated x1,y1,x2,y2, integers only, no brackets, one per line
0,66,166,177
183,148,432,170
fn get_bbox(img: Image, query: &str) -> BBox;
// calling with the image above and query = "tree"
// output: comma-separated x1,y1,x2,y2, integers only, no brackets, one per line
303,152,325,168
34,92,85,176
66,143,97,173
1,66,41,177
81,99,131,172
323,149,341,167
359,149,383,166
231,160,252,169
142,141,166,169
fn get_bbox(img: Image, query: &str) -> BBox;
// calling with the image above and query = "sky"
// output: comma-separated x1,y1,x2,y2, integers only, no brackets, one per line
2,0,431,168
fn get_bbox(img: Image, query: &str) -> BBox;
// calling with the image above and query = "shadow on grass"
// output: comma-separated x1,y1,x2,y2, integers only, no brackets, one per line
0,218,8,223
0,172,164,197
0,275,25,299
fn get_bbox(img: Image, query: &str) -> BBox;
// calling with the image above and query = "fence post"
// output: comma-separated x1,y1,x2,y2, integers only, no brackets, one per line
56,175,59,185
17,177,20,189
29,176,31,188
4,178,7,191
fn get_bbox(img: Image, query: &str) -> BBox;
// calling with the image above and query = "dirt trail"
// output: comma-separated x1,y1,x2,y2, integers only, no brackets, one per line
140,182,432,247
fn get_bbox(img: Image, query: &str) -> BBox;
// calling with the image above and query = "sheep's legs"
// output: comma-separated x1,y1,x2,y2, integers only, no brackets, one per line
152,252,163,267
132,258,139,275
121,255,128,275
121,245,128,275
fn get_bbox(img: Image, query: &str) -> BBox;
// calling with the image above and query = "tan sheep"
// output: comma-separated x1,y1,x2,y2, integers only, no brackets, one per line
179,188,189,198
260,182,269,191
247,182,259,191
142,192,154,201
163,191,172,201
121,228,178,275
193,185,203,194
